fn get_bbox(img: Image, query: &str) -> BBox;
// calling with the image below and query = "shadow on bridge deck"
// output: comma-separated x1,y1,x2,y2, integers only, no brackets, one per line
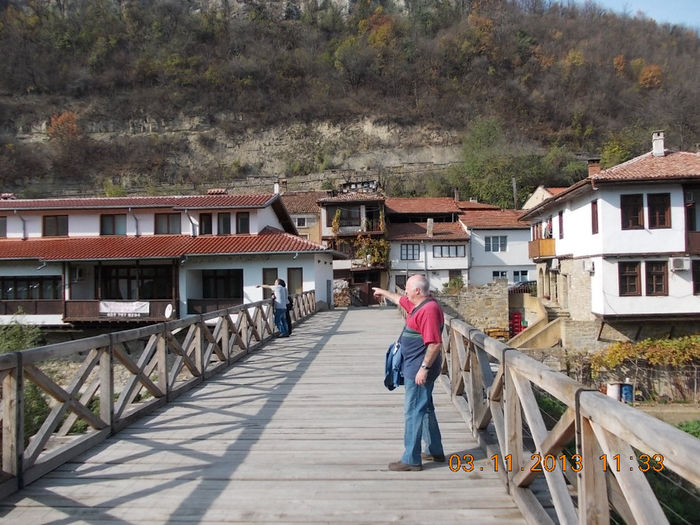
0,307,525,524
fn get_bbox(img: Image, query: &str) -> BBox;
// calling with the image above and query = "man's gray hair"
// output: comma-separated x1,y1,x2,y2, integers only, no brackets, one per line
410,274,430,296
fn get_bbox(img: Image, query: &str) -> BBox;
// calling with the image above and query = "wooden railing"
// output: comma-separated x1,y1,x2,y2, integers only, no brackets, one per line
0,290,316,499
439,313,700,524
528,238,556,259
64,300,175,322
0,300,63,316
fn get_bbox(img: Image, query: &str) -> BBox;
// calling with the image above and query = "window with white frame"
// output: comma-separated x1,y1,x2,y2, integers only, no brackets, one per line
433,245,466,258
485,236,507,252
400,244,420,260
492,271,507,279
513,270,528,282
295,217,306,228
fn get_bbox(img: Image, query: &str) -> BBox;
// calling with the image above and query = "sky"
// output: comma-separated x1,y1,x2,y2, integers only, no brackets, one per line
581,0,700,31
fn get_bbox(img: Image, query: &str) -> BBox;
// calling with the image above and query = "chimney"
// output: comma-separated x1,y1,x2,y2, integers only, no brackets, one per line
273,182,280,194
453,188,459,202
652,130,665,157
587,158,601,177
426,218,434,238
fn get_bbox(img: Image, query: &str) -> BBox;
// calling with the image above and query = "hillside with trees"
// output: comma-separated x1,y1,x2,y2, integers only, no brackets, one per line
0,0,698,206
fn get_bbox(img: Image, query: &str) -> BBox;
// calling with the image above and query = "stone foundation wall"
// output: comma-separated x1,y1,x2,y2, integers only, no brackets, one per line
438,279,508,332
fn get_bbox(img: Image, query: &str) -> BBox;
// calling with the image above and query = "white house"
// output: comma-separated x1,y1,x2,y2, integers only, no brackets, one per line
0,192,336,326
519,132,700,337
522,186,569,210
459,209,534,286
386,220,470,292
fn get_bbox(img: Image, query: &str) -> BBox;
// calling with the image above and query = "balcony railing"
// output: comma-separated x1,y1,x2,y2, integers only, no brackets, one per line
528,238,556,259
0,300,63,316
64,300,174,322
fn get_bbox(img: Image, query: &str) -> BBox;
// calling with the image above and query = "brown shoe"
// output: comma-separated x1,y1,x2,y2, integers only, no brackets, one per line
421,452,446,462
388,461,422,471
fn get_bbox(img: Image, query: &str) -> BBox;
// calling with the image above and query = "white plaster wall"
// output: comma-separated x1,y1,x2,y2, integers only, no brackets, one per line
540,184,687,258
253,207,282,233
3,214,24,238
468,228,534,285
0,314,64,326
389,241,468,273
7,211,43,238
179,253,327,315
0,261,62,277
313,254,334,305
469,267,533,286
599,185,686,254
388,269,459,293
596,257,698,315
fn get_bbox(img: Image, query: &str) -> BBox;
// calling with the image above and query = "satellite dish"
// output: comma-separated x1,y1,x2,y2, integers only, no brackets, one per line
164,304,173,319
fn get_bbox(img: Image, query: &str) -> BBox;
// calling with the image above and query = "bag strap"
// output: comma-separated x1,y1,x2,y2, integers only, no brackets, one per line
407,297,434,319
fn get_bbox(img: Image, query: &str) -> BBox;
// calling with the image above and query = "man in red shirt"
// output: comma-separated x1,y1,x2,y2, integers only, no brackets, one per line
373,274,445,471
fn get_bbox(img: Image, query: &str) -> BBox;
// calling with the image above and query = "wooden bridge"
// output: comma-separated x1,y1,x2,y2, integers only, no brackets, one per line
0,293,698,523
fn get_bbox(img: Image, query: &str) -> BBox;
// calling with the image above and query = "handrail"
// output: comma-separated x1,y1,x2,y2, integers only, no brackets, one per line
0,291,317,499
439,312,700,525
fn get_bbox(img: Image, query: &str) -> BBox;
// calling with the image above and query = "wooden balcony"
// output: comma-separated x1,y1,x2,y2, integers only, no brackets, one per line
187,298,243,315
528,238,556,259
0,300,63,316
64,300,174,323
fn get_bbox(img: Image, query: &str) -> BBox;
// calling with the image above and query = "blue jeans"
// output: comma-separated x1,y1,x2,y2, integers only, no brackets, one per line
274,308,289,335
401,377,444,466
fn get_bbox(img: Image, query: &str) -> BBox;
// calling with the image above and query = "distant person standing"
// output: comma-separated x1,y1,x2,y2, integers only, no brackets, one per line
278,279,293,336
372,274,445,471
257,279,289,337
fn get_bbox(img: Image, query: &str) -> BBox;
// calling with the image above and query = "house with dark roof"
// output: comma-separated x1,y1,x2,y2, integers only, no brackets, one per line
0,192,336,325
280,191,328,244
317,190,387,295
519,132,700,343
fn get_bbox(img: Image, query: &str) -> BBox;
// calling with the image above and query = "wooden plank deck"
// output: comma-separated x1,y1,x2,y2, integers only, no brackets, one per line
0,308,526,524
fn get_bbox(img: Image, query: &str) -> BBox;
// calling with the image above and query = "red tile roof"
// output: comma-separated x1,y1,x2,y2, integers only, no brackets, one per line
521,150,700,219
591,151,700,182
459,209,529,229
0,194,278,210
281,191,328,213
384,197,461,214
386,222,469,241
0,228,330,261
546,188,568,196
456,200,501,210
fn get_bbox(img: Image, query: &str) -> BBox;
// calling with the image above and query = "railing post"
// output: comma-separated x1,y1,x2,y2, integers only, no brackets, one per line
158,324,168,400
222,311,231,365
503,363,522,495
102,335,114,433
2,352,24,488
196,315,204,374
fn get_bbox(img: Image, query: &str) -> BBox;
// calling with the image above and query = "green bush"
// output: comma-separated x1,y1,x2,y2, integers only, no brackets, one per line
0,312,42,354
677,419,700,439
441,276,464,294
24,383,51,445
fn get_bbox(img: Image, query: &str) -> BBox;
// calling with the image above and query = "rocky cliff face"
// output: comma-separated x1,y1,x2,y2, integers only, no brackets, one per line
11,113,463,196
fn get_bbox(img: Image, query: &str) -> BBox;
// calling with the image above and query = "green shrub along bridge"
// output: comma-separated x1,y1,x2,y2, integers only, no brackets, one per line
0,292,698,523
